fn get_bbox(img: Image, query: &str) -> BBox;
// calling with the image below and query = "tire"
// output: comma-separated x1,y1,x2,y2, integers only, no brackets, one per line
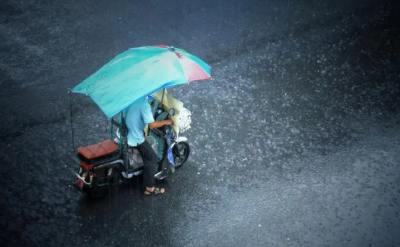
86,169,120,199
155,139,169,179
155,157,171,181
81,172,107,199
108,170,121,187
173,142,190,169
107,170,121,196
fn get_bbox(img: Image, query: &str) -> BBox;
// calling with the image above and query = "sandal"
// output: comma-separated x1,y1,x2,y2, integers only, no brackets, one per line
144,187,165,196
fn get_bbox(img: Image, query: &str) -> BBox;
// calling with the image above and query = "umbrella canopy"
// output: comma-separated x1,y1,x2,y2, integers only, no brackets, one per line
71,45,211,118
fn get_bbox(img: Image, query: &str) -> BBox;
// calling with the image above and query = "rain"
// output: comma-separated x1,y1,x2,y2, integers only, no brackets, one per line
0,0,399,246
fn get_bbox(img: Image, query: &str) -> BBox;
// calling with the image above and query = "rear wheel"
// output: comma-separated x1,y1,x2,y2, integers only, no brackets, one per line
108,169,121,187
107,169,121,196
173,142,190,169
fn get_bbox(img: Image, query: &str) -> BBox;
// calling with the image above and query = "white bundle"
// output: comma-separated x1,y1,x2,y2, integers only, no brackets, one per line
178,107,192,133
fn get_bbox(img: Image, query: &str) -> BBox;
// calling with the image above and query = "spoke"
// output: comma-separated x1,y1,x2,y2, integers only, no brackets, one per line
178,145,185,154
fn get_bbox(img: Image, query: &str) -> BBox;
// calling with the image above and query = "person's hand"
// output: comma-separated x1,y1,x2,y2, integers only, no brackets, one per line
164,119,173,125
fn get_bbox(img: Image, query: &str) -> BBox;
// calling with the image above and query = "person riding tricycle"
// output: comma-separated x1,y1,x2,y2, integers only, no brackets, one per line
71,45,211,198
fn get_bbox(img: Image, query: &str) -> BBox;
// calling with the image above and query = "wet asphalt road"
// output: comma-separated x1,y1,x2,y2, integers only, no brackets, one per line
1,0,400,246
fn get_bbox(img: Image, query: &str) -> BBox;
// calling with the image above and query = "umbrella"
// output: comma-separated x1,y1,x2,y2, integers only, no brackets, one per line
71,45,211,118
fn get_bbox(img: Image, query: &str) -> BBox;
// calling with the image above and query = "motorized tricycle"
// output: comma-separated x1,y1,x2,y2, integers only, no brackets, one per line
70,45,211,198
74,90,192,198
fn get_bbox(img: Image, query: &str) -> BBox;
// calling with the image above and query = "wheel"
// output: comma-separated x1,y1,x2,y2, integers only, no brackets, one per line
106,168,123,195
108,169,122,188
173,142,190,169
80,172,107,199
155,157,171,181
155,140,169,180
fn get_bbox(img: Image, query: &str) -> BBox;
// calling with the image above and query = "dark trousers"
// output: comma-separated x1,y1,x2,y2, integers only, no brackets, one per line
136,140,158,188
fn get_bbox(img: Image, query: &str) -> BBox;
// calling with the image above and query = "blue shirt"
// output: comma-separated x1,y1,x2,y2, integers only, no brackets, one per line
124,97,154,146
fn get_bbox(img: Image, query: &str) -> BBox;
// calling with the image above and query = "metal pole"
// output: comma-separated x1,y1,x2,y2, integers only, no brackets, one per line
161,88,166,106
68,90,75,152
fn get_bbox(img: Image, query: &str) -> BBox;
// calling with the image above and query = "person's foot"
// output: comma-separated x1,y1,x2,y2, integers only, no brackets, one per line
144,187,165,195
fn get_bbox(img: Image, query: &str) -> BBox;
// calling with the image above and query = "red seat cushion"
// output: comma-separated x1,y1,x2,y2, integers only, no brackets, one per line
77,139,119,159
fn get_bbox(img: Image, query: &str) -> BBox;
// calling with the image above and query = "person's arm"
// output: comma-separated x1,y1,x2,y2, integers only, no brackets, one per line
142,99,173,129
148,119,173,129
